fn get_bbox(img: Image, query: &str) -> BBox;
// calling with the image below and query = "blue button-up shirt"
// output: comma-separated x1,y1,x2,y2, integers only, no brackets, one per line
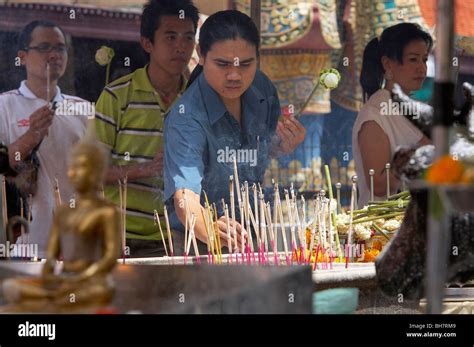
164,70,281,231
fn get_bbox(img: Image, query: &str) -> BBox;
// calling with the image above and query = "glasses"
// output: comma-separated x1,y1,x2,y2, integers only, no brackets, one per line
25,44,68,54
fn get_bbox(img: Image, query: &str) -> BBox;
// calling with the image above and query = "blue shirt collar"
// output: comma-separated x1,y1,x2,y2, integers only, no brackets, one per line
198,72,266,126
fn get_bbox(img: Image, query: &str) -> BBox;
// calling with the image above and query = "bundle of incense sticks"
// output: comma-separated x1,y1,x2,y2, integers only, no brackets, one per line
158,162,379,269
185,213,200,264
179,191,202,264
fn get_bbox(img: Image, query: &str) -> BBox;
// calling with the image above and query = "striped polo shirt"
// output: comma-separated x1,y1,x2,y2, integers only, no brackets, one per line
95,66,186,240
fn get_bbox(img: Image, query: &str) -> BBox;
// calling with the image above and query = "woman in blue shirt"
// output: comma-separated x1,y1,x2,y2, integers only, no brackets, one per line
164,10,305,251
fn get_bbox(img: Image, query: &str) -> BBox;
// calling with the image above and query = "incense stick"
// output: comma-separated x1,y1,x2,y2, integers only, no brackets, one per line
54,177,62,208
265,202,278,265
272,181,278,253
186,214,196,256
258,184,268,258
320,191,327,249
122,176,128,260
328,198,334,269
308,198,317,263
163,205,174,259
1,176,7,233
229,176,237,256
154,210,169,257
243,184,255,264
253,184,260,259
213,203,222,263
276,188,290,264
233,158,242,208
238,191,245,260
202,193,214,256
27,194,32,226
204,202,215,261
284,189,297,261
190,214,200,263
224,203,232,263
118,180,124,258
294,199,305,264
244,182,256,256
201,208,212,264
259,191,266,264
183,190,188,257
347,179,357,268
335,182,342,214
46,62,50,104
324,165,342,260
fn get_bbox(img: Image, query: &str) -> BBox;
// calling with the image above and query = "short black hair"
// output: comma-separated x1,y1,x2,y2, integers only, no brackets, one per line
18,20,66,51
140,0,199,43
186,10,260,88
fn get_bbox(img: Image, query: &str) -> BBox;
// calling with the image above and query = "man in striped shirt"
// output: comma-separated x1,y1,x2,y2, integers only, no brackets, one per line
94,0,199,257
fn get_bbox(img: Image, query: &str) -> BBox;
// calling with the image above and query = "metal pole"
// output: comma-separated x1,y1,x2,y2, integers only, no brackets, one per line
432,0,455,159
426,0,455,314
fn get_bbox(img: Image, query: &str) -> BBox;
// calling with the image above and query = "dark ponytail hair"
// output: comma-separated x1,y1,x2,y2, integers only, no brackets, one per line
187,10,260,88
360,23,433,101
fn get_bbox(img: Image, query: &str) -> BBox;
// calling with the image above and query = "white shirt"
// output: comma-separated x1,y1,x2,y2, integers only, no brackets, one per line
0,81,87,258
352,89,424,207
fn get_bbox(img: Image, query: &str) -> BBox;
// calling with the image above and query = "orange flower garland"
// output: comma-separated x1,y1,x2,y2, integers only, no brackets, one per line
363,248,380,262
426,155,465,184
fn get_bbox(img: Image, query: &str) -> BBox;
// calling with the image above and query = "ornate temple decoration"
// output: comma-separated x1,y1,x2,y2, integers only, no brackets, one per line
235,0,341,115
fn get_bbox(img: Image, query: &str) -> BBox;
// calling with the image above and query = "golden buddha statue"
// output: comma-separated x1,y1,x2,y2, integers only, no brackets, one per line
0,139,120,313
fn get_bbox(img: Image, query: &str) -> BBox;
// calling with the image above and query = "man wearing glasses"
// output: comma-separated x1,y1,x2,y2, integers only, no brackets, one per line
0,20,86,258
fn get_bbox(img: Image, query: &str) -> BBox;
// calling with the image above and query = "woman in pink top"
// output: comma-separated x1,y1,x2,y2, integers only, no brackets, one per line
352,23,433,207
